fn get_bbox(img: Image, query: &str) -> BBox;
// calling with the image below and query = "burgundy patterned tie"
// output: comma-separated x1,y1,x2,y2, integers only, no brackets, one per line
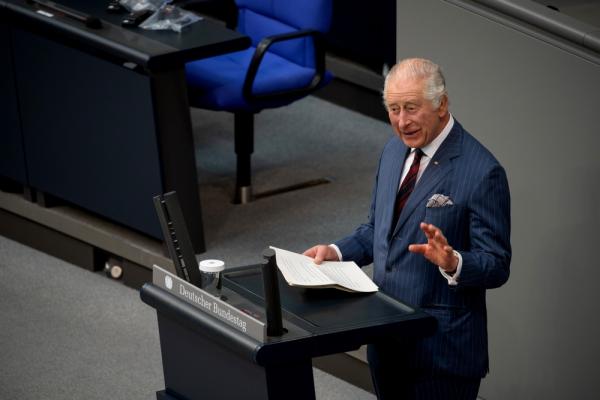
392,148,423,227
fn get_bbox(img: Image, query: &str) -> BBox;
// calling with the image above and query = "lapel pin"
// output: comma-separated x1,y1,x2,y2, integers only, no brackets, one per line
433,161,439,165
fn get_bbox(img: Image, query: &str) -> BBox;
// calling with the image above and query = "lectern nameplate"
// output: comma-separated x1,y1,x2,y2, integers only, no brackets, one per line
152,265,266,341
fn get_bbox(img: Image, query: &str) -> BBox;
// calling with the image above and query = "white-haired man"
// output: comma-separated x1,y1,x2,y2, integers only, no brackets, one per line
305,58,511,399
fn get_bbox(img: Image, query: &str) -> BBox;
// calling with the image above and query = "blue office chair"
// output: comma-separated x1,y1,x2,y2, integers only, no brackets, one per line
185,0,333,203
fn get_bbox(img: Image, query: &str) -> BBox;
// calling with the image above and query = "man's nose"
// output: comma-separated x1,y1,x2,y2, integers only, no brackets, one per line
396,111,411,130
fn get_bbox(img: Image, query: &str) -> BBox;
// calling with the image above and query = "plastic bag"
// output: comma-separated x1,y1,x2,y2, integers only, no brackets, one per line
119,0,168,12
139,4,202,33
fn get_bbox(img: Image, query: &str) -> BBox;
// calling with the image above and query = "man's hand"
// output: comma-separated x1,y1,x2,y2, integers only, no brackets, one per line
303,245,340,265
408,222,458,273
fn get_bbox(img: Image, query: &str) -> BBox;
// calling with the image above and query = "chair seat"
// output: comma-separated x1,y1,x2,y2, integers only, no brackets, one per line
186,48,332,112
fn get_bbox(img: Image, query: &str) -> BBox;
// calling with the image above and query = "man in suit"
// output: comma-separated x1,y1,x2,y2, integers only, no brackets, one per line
304,58,511,399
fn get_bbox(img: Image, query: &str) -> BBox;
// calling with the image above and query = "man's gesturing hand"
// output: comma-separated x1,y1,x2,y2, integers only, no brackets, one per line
303,245,340,265
408,222,458,273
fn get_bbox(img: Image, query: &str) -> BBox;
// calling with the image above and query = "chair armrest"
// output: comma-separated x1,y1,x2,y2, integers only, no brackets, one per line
242,29,327,102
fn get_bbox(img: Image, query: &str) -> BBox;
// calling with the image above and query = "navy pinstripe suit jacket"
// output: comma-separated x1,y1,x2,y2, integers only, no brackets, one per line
336,120,511,378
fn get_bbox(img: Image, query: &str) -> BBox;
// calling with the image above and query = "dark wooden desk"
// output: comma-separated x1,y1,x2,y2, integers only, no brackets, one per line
0,0,250,252
141,264,436,399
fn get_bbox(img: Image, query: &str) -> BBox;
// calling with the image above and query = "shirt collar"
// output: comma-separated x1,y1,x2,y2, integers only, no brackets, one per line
413,114,454,158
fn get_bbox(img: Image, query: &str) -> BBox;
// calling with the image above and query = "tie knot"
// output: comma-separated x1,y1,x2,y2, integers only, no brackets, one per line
413,148,424,162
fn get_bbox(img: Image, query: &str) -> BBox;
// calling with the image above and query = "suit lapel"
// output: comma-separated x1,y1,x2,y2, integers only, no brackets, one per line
392,123,464,236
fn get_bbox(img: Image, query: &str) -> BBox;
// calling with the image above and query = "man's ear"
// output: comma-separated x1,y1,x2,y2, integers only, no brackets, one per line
437,95,449,117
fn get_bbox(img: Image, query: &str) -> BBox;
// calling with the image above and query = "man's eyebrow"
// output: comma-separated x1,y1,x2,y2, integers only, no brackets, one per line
385,99,419,106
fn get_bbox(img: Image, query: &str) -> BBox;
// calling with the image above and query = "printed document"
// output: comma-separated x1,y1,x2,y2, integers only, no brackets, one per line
270,246,378,293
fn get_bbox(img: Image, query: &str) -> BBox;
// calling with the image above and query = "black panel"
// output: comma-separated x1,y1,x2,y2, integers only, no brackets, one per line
326,0,396,73
315,78,388,123
0,23,27,184
13,28,164,238
0,208,97,270
158,315,271,400
224,266,415,333
122,259,152,290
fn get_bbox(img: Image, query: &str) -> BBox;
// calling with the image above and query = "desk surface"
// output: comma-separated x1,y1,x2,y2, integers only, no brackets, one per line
1,0,251,69
224,265,427,336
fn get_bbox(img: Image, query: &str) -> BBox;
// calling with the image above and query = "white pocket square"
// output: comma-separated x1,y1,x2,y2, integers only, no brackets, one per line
426,194,454,208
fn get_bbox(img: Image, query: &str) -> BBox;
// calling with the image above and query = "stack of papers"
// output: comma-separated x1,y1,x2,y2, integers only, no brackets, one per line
270,246,378,293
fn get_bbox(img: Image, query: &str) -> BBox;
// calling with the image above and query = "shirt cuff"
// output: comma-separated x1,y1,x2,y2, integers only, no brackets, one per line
439,250,462,286
329,244,343,262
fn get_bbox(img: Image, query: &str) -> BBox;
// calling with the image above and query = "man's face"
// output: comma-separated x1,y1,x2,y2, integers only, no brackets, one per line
385,77,448,149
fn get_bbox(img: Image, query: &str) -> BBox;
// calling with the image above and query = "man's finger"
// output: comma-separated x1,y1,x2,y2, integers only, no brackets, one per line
302,246,317,258
433,229,447,243
420,222,431,236
314,250,324,264
420,222,439,239
408,244,428,254
314,245,331,265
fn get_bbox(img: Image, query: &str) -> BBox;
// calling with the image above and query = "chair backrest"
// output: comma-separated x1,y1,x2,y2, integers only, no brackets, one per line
235,0,332,67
